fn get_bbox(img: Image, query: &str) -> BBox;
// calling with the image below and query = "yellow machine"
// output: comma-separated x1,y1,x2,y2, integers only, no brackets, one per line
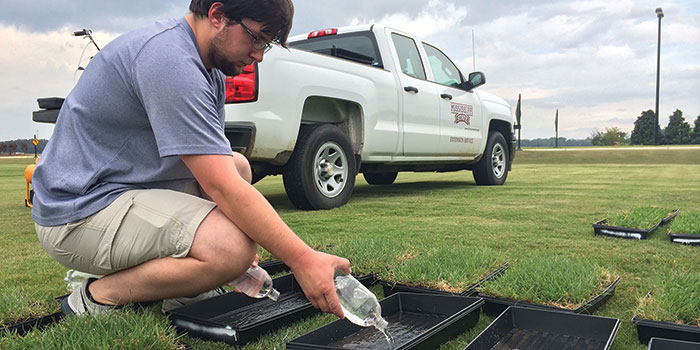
25,157,38,208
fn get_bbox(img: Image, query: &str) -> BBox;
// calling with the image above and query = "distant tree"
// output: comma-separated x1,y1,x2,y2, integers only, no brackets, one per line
21,142,28,153
692,114,700,145
591,127,627,146
631,110,661,145
662,109,691,145
0,143,6,154
8,143,17,154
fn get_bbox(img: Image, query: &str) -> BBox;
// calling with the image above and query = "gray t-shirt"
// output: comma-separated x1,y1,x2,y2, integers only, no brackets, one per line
32,17,231,226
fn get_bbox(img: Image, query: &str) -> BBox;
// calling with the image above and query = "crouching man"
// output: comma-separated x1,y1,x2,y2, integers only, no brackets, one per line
32,0,350,318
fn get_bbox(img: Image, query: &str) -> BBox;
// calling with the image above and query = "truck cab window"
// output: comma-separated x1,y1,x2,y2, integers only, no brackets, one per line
290,32,382,67
423,43,462,87
391,33,426,80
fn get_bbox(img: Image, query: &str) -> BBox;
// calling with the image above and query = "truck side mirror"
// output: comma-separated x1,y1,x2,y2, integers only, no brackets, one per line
461,72,486,91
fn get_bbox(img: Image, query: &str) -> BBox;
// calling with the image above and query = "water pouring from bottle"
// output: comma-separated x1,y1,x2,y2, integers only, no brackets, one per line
334,271,393,348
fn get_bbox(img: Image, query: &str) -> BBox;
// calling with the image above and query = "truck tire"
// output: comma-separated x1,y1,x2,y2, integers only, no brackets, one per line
473,131,509,185
363,172,398,185
283,124,356,210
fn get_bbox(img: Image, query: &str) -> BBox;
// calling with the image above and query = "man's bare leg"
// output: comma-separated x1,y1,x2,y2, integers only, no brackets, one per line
87,207,257,305
87,152,256,305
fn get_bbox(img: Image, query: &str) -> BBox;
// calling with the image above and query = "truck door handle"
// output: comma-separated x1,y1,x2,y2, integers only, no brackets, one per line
440,93,453,100
403,86,419,93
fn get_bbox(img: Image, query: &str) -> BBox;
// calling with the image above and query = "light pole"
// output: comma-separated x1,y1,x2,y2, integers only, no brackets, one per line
654,7,663,145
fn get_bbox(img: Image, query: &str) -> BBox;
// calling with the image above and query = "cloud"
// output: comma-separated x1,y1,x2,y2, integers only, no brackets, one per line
1,0,699,141
0,1,187,33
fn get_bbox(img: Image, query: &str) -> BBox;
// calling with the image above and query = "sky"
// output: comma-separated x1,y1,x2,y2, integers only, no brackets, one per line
1,0,699,141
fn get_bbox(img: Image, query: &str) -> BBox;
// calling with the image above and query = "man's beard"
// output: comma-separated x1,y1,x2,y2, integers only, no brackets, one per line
209,28,243,77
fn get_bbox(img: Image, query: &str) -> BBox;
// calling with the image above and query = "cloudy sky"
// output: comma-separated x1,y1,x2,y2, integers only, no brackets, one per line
1,0,699,141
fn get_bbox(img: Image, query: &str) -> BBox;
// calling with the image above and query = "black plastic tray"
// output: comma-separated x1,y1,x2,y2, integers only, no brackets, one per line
1,312,63,336
480,276,621,317
648,337,700,349
381,262,509,298
32,109,59,124
37,97,65,110
465,306,621,350
668,233,700,246
167,273,374,346
634,317,700,345
259,259,291,275
286,293,483,350
1,294,68,336
593,210,679,240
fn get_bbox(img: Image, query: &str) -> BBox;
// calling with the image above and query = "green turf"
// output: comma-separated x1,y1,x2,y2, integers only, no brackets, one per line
2,146,700,349
605,207,675,230
479,256,614,309
670,210,700,235
635,268,700,326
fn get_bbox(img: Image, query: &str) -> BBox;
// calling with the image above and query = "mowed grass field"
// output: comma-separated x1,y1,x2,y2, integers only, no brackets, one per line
2,146,700,349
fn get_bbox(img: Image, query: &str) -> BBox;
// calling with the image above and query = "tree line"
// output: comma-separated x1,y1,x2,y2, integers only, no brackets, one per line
0,139,49,155
590,110,700,146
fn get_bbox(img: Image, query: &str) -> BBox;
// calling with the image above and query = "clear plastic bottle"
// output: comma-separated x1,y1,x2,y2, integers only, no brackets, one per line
230,265,280,301
334,271,391,344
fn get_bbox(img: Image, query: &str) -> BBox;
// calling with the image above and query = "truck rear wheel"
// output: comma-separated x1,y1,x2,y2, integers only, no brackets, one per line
283,124,356,210
363,172,398,185
473,131,509,185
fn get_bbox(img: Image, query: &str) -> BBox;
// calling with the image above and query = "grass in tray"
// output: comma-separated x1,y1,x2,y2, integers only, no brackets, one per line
387,245,504,293
670,210,700,235
480,256,616,309
636,269,700,326
605,207,674,230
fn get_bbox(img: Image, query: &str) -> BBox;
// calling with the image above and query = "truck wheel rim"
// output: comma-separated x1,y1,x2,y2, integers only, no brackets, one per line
491,143,505,178
313,141,348,198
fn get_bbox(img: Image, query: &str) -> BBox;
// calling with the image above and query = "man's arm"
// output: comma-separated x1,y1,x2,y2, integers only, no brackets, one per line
180,154,351,317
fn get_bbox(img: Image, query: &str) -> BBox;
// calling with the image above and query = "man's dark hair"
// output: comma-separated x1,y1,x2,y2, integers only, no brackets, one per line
189,0,294,48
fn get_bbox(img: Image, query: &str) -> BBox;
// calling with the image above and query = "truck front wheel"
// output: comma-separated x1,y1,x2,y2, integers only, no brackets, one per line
473,131,509,185
283,124,356,210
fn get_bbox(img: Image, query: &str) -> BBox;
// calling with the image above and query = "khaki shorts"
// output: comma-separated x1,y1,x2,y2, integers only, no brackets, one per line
36,189,216,275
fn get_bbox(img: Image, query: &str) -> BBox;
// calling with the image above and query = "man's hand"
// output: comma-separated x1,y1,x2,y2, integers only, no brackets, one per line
289,250,351,318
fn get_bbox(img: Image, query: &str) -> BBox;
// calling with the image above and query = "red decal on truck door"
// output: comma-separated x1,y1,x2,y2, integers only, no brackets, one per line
451,102,472,125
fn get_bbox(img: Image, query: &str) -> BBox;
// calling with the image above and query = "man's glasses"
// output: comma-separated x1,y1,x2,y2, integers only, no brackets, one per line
236,20,273,53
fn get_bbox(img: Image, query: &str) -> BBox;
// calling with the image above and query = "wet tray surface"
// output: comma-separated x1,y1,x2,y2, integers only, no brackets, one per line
167,274,373,345
287,293,483,350
465,306,620,350
325,311,448,349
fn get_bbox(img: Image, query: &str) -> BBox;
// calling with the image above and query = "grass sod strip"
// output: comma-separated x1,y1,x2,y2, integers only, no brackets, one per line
479,256,616,310
670,210,700,235
635,269,700,327
605,207,676,230
387,245,504,293
0,283,61,328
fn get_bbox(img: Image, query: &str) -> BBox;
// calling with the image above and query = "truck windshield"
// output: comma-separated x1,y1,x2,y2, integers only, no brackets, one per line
289,32,383,68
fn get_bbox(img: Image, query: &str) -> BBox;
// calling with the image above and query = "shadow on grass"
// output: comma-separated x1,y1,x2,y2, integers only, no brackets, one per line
263,180,474,210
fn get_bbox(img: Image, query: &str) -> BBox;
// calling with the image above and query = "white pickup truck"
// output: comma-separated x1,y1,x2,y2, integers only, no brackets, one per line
223,24,515,210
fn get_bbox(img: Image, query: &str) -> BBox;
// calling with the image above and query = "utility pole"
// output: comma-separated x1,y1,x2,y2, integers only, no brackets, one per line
654,8,664,145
